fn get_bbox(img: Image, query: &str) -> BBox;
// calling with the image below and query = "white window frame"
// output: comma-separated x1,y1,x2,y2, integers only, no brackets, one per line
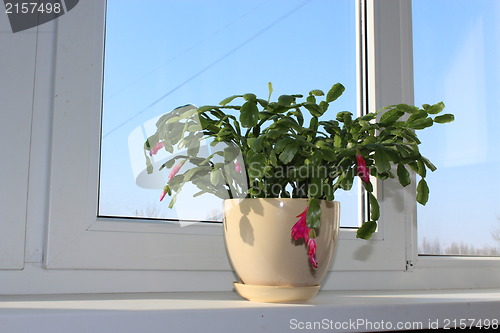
45,0,404,272
38,0,500,293
0,14,36,269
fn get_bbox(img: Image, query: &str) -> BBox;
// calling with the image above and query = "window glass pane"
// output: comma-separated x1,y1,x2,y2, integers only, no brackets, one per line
100,0,358,226
413,0,500,255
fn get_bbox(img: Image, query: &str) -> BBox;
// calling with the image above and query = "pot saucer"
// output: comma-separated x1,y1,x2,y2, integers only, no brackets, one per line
233,282,320,303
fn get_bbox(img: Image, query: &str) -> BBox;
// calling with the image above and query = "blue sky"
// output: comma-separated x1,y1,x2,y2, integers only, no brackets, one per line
413,0,500,252
99,0,358,224
100,0,500,253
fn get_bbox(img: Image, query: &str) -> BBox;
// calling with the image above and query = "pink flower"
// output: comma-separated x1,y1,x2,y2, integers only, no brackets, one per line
291,206,319,269
307,238,318,268
149,141,165,156
356,154,371,183
291,206,310,242
168,161,185,181
234,160,241,173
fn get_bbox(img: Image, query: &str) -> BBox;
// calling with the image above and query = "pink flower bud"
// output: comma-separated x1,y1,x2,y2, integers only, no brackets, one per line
159,185,170,202
159,190,167,202
149,142,165,156
356,154,371,183
168,161,185,181
307,238,318,268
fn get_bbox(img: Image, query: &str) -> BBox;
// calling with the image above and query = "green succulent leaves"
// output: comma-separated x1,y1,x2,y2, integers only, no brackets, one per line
397,164,411,187
416,179,430,205
306,198,321,229
433,114,455,124
356,221,378,240
279,140,300,164
326,83,345,103
379,108,405,127
144,84,453,241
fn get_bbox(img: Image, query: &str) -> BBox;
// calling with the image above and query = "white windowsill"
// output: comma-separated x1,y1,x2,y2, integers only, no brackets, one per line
1,289,499,332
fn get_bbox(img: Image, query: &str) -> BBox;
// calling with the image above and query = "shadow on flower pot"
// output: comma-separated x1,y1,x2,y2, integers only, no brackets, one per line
239,216,254,246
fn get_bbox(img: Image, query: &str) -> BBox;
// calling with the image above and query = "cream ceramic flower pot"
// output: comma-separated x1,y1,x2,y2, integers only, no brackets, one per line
223,198,340,303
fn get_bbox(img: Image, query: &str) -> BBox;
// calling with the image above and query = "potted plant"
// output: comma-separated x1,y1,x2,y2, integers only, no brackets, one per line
144,83,454,302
